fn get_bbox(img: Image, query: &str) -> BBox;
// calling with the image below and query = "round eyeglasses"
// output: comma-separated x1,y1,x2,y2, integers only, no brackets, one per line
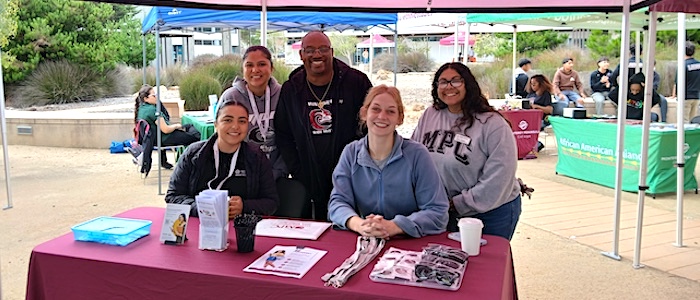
437,78,464,89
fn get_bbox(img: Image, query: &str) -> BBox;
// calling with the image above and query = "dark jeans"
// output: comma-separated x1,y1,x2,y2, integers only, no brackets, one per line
447,195,522,241
159,130,199,163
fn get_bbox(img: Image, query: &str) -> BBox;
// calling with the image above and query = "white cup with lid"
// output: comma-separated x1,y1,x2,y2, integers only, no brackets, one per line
457,217,484,256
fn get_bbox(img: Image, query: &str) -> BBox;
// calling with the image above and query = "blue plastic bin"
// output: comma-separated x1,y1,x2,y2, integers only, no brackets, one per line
71,216,152,246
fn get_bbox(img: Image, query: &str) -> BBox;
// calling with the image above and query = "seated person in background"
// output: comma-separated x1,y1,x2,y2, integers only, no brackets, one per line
553,57,586,108
609,72,660,121
525,74,554,118
525,74,554,152
327,85,448,238
135,85,200,169
165,99,279,219
513,58,532,98
590,57,613,116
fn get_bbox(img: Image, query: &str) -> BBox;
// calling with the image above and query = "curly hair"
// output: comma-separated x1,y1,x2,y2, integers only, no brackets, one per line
431,62,500,132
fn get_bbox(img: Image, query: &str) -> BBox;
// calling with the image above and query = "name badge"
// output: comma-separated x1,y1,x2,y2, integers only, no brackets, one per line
455,134,471,145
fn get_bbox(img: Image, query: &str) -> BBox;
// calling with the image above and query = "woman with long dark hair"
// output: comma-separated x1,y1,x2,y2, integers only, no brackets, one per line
219,46,287,180
411,62,521,240
135,85,199,169
165,99,279,219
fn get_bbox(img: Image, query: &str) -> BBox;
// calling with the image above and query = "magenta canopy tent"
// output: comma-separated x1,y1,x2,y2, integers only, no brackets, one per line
86,0,661,13
357,34,395,48
439,32,476,46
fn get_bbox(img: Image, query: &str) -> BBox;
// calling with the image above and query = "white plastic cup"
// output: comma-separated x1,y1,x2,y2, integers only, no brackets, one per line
458,217,484,256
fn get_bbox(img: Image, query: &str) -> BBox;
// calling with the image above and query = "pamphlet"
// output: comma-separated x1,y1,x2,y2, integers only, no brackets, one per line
195,189,229,251
243,245,327,279
159,203,191,245
255,219,332,240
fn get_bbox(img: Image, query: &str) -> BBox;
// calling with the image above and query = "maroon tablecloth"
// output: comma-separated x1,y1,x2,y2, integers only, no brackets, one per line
27,207,515,300
501,110,543,159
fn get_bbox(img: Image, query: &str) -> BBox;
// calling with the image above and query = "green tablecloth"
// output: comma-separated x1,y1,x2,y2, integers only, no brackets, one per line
549,117,700,194
182,113,215,141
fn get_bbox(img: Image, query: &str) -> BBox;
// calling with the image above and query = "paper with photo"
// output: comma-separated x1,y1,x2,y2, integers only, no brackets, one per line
243,245,327,279
159,203,191,244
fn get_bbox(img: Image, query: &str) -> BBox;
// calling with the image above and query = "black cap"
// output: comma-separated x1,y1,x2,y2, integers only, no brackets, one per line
630,72,645,85
518,58,532,67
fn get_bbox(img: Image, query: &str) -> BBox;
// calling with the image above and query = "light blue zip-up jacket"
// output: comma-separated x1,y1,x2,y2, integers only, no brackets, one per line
328,132,449,238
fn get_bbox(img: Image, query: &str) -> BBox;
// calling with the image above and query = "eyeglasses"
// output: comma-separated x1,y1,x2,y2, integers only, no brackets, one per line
437,78,464,89
303,46,332,55
148,94,156,98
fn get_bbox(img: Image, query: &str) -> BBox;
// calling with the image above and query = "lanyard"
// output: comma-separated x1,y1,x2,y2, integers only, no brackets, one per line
246,85,271,142
207,140,240,190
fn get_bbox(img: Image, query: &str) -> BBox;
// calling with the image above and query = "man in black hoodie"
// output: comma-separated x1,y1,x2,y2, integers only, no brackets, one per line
275,31,372,220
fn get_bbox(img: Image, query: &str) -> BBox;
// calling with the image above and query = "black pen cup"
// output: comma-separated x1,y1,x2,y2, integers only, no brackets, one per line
234,224,256,253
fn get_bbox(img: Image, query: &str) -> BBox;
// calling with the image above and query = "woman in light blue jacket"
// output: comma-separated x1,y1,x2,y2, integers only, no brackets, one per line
328,85,448,238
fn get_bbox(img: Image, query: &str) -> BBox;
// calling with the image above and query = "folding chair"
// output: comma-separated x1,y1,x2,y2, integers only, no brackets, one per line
132,119,186,178
273,178,308,219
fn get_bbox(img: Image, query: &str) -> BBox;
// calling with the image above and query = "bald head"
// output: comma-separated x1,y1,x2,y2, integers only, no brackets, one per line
300,31,334,82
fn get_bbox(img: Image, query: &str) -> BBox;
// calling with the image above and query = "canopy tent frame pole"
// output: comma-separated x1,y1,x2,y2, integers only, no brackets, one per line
674,12,687,248
602,0,632,261
464,14,471,63
260,0,268,46
393,29,398,86
633,11,657,269
0,48,12,210
511,25,517,95
453,16,459,62
142,35,147,85
155,21,165,195
369,34,374,79
635,31,641,73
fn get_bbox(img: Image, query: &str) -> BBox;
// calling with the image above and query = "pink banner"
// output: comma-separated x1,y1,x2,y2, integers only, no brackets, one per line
501,110,543,159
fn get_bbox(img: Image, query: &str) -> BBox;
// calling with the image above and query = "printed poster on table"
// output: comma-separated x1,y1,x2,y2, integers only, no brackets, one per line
255,219,332,240
243,245,327,279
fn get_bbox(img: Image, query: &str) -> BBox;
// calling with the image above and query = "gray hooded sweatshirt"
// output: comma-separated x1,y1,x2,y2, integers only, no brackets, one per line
221,77,287,180
411,108,520,217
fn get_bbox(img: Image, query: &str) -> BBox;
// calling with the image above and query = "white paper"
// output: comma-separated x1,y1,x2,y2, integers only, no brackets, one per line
243,245,327,279
159,203,191,244
255,219,332,240
196,190,229,251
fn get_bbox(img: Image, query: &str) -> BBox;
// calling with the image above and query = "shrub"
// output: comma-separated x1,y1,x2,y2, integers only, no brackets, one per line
100,65,133,97
191,54,219,68
180,70,222,111
193,54,242,90
398,52,435,73
372,51,433,73
272,59,292,84
13,60,104,107
129,67,156,93
163,64,187,87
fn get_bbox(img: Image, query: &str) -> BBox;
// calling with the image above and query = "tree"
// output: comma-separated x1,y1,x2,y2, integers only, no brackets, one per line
516,31,567,54
586,30,622,58
3,0,152,83
0,0,19,47
239,29,261,49
328,33,358,64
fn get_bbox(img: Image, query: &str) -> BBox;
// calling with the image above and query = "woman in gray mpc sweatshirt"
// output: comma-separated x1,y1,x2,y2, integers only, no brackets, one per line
411,62,522,240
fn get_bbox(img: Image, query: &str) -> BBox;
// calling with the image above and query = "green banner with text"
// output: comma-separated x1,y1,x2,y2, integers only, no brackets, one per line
550,117,700,194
